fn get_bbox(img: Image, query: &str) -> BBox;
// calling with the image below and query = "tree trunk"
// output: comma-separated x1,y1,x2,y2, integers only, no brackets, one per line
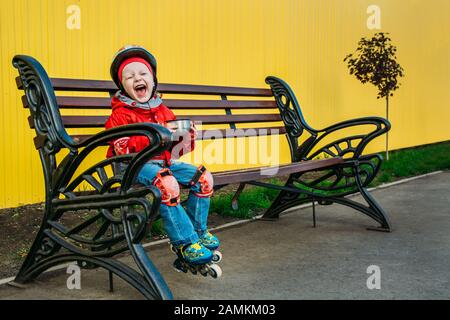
386,95,389,161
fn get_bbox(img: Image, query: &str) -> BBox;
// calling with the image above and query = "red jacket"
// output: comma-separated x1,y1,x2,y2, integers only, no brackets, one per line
105,95,195,166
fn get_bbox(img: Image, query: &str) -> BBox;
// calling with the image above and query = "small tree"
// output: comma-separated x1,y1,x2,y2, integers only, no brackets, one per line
344,32,404,160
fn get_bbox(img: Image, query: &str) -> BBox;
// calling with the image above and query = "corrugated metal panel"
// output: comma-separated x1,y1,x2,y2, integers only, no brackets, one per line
0,0,449,208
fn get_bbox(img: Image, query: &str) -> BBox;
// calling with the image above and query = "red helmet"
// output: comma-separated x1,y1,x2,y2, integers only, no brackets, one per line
110,45,158,98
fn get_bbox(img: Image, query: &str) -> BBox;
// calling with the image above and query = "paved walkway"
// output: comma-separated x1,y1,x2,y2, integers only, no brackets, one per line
1,171,449,299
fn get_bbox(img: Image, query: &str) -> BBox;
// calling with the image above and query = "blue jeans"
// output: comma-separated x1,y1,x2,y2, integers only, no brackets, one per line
137,160,211,246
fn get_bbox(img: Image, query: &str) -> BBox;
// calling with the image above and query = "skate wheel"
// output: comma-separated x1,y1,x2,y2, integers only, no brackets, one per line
199,265,209,277
188,265,198,275
169,244,177,254
211,250,222,263
173,259,188,273
208,264,222,279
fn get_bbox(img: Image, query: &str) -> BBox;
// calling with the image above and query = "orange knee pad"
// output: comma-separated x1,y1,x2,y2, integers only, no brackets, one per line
190,165,214,198
152,168,180,206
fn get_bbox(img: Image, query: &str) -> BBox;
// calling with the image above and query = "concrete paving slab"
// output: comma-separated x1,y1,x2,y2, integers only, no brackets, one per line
0,171,449,300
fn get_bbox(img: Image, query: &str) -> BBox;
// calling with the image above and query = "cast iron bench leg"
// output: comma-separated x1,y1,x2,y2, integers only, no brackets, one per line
262,168,392,231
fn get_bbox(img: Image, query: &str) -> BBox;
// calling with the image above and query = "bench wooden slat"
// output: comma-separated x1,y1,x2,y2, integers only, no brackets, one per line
52,78,114,92
212,158,343,186
56,97,110,108
159,83,273,97
28,114,282,128
16,77,273,96
199,127,286,139
70,126,287,144
23,96,277,110
161,99,277,109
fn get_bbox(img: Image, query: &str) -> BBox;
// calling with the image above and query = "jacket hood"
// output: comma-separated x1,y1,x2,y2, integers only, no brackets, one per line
111,91,163,111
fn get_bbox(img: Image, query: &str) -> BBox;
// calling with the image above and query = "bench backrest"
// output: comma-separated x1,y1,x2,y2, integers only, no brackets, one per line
16,75,288,147
14,55,313,183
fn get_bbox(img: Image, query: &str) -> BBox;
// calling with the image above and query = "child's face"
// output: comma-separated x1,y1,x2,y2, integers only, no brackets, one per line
121,62,155,103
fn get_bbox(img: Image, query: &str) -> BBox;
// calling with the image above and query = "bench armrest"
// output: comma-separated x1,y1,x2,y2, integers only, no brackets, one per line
73,123,170,148
316,116,390,134
302,116,390,160
54,123,172,193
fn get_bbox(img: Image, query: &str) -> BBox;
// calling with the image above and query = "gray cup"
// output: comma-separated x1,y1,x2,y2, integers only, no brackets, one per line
166,119,193,141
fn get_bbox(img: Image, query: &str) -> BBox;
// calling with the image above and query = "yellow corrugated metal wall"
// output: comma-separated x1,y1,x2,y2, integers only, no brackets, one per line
0,0,449,208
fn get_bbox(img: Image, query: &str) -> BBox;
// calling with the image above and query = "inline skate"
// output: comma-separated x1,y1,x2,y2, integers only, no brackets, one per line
170,242,222,279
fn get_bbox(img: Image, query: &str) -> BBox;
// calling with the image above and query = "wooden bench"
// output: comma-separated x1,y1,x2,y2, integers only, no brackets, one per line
12,55,391,300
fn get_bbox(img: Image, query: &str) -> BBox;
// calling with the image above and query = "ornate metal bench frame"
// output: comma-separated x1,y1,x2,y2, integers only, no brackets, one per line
12,55,391,300
261,77,391,231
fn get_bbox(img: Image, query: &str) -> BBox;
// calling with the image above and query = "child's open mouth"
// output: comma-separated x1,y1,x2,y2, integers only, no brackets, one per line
134,83,148,98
